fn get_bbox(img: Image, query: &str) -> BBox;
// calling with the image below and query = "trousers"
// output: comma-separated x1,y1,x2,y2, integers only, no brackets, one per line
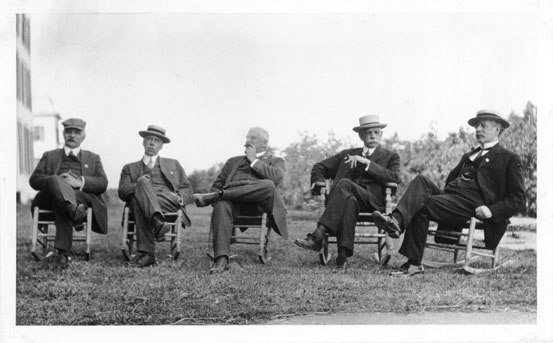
130,178,180,254
211,179,276,258
318,179,375,257
397,175,484,264
31,175,93,252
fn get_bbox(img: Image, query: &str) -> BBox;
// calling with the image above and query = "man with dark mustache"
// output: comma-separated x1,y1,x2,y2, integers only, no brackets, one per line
294,115,401,272
193,127,288,274
30,118,108,269
372,110,526,276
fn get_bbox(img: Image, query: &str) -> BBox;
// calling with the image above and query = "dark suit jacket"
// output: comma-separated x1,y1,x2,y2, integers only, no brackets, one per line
443,143,526,249
311,145,401,211
211,152,288,239
29,148,109,234
118,157,194,226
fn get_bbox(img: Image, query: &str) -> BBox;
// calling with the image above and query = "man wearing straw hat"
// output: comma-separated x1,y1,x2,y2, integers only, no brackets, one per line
30,118,108,269
294,115,401,272
118,125,194,268
372,110,526,276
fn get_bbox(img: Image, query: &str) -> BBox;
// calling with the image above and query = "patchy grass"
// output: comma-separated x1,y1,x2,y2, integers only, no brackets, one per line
16,203,536,325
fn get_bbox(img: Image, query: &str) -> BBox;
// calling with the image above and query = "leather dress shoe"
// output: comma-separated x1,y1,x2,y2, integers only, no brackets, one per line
128,252,156,268
193,192,220,207
73,204,87,231
43,253,69,270
153,219,170,242
209,257,229,274
334,261,347,273
294,234,322,252
390,264,424,277
372,211,401,238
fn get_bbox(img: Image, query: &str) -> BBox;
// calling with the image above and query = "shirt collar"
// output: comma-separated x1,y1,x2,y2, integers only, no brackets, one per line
64,146,81,156
479,141,499,150
143,154,159,165
362,145,377,156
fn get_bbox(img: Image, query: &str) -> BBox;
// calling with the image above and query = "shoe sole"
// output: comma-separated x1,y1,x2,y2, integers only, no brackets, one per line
372,212,400,239
294,240,321,252
390,270,424,277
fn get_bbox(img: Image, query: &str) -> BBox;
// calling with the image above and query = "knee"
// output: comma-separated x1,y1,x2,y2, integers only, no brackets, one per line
45,175,64,191
136,178,149,188
334,179,355,191
258,179,276,190
213,200,234,214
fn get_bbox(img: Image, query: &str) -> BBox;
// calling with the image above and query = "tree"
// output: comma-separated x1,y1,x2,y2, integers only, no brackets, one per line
500,101,537,216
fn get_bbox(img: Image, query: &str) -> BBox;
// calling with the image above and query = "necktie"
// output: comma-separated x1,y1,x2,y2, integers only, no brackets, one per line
68,151,80,162
472,147,489,160
148,157,154,169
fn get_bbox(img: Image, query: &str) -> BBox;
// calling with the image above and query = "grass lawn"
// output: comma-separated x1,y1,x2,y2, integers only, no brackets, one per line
16,202,536,325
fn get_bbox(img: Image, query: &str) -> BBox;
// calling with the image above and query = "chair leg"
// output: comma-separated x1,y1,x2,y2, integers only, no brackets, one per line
318,236,331,265
172,210,183,261
30,207,40,261
121,207,132,262
84,208,92,260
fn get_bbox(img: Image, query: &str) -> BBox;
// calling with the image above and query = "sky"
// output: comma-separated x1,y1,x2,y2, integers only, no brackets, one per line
28,9,547,187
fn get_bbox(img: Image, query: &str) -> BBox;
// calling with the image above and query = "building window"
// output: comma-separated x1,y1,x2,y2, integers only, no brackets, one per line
33,126,44,141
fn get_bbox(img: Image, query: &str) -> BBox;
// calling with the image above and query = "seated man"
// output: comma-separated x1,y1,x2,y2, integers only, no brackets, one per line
373,110,526,276
294,115,401,271
193,127,288,274
118,125,193,268
30,118,108,269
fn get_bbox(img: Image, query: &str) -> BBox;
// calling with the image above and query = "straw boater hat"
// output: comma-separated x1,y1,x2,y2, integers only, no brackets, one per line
352,115,387,132
468,110,510,129
62,118,86,131
139,125,171,143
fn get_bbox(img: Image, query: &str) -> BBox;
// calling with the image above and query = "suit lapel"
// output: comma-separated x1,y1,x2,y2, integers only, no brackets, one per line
226,156,248,184
53,149,64,174
368,145,382,161
80,151,91,176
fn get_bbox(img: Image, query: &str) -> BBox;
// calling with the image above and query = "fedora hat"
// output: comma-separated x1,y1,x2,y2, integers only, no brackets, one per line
352,115,387,132
468,110,510,129
62,118,86,131
139,125,171,143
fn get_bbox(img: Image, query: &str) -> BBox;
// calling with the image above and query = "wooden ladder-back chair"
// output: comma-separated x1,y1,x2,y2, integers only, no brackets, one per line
30,207,93,261
121,206,186,261
424,217,512,274
317,182,397,266
206,203,273,264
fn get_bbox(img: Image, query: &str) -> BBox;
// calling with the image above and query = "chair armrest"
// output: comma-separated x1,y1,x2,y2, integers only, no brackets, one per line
384,182,398,189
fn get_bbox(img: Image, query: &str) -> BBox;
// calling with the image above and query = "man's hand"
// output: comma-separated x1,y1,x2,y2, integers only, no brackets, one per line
137,174,151,182
344,154,370,168
245,144,257,163
60,172,82,189
475,205,492,219
311,181,326,196
173,192,184,206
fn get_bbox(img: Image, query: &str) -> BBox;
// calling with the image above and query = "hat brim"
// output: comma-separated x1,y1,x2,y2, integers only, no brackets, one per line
139,131,171,143
353,124,387,132
468,115,510,129
63,126,84,131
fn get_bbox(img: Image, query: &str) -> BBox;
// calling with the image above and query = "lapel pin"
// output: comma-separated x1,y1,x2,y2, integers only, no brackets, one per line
485,158,489,163
84,164,89,168
170,171,174,175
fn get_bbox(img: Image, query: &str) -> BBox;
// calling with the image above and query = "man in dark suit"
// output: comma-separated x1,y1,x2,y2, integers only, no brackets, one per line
118,125,194,268
193,127,288,274
373,110,526,276
30,118,108,269
294,115,401,271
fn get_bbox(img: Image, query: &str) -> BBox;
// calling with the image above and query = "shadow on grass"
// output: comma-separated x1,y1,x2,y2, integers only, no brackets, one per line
16,203,536,325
